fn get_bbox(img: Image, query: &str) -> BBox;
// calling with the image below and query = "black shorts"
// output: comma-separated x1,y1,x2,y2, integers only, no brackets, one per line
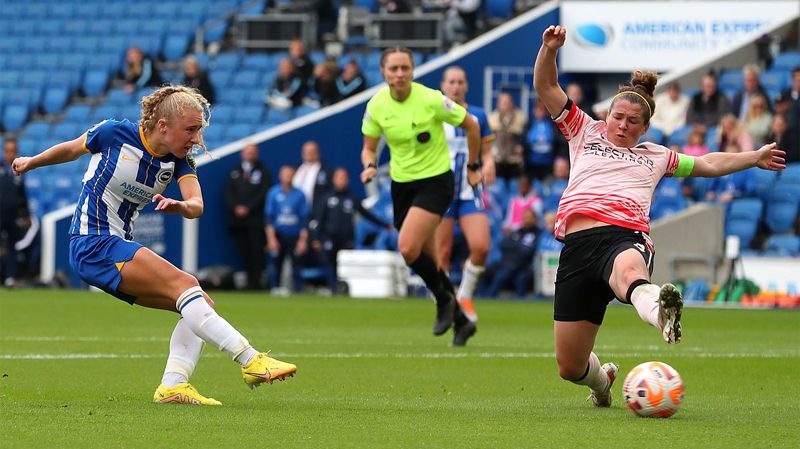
391,170,454,229
553,225,655,325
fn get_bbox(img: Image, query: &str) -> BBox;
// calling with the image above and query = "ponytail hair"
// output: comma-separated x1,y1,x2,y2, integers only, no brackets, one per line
611,70,659,124
140,85,212,155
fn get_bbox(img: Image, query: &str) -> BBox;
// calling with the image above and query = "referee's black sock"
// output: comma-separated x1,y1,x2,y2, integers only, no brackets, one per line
409,253,444,300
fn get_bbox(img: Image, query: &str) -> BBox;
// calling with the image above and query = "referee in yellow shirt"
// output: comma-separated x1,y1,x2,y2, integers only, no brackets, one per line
360,47,481,347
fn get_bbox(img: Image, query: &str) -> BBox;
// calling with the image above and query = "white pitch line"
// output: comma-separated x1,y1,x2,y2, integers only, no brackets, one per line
1,351,797,360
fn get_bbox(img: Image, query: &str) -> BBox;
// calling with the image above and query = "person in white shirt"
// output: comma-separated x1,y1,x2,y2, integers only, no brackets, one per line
292,140,333,213
650,82,690,138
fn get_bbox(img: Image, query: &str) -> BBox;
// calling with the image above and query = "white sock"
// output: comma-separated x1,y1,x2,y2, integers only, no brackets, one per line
457,259,485,301
630,283,661,328
571,352,608,393
161,318,205,387
177,286,258,366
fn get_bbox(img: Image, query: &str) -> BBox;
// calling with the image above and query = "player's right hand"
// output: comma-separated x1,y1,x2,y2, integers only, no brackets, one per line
361,167,376,184
543,25,566,50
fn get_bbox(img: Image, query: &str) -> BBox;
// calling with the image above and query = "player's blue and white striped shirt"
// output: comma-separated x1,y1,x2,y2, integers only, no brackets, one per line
69,120,197,241
443,104,494,201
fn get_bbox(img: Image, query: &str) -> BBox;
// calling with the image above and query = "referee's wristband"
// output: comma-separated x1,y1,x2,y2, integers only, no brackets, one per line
364,162,377,170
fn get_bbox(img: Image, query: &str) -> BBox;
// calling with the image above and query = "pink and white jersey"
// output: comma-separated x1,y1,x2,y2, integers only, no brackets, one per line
553,101,680,240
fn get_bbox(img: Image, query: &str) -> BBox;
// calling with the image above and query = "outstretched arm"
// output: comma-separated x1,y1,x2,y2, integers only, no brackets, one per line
690,142,786,178
11,134,87,176
533,25,569,117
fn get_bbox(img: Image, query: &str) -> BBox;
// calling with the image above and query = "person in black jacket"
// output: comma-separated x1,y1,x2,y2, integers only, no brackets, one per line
1,139,30,288
123,46,163,94
182,56,215,104
477,208,540,298
224,143,272,290
336,59,367,101
311,168,391,291
292,140,334,216
267,58,305,110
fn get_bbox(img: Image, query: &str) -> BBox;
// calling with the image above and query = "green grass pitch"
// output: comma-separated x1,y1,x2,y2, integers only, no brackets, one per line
1,289,798,448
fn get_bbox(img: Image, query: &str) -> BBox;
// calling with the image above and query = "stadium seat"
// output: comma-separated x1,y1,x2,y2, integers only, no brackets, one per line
24,121,52,140
51,122,82,141
232,105,265,124
210,104,235,123
765,187,800,233
753,168,779,202
211,52,241,71
41,87,70,115
725,198,763,249
203,20,229,44
92,105,121,123
265,107,295,124
771,51,800,71
105,88,138,106
781,163,800,184
222,123,256,141
665,125,692,148
162,34,191,62
63,104,93,123
82,70,110,98
719,70,744,92
2,104,30,133
232,69,262,87
216,88,251,106
760,70,791,92
17,137,40,157
241,54,273,71
640,126,665,145
651,178,687,220
763,235,800,257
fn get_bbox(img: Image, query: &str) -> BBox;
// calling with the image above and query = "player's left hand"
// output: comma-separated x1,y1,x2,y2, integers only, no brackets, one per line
755,142,786,171
467,169,481,188
152,194,187,214
481,157,496,186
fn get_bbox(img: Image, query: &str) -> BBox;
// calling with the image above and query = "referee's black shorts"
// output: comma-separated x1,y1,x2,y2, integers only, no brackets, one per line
554,225,655,325
391,170,454,229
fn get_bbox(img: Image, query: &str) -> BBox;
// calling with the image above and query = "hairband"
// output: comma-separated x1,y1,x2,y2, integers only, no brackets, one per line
612,90,652,117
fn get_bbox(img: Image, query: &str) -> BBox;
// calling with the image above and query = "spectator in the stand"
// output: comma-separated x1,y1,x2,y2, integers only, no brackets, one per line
489,92,527,182
336,59,367,101
743,94,773,145
536,211,564,254
292,140,334,214
780,68,800,150
566,83,593,119
781,67,800,110
224,143,271,290
377,0,412,13
311,168,392,292
477,208,540,298
686,73,730,133
650,82,689,138
266,58,305,110
766,114,799,164
521,99,561,181
731,64,771,121
181,56,215,104
308,60,340,107
289,39,314,83
542,156,570,205
681,126,709,157
443,0,481,44
124,46,163,94
716,113,755,154
1,139,30,288
705,167,756,204
503,175,543,234
265,165,309,294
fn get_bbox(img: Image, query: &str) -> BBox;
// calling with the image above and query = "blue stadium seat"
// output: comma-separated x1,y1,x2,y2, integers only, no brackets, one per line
771,51,800,71
753,167,779,202
765,184,800,233
16,137,40,157
202,125,225,148
105,88,138,106
640,126,665,145
486,0,515,20
33,53,61,70
2,104,30,133
310,51,327,66
295,105,320,117
75,36,102,53
241,54,272,71
51,122,82,141
82,70,110,97
366,71,384,88
666,125,692,148
64,104,93,123
222,123,256,141
209,68,236,90
92,105,121,122
21,37,48,54
202,20,229,44
763,235,800,257
210,104,235,123
651,178,687,220
232,105,265,124
211,52,241,71
216,87,250,106
23,122,52,140
8,54,34,70
781,163,800,184
265,107,295,124
42,87,70,115
760,70,791,92
232,69,262,87
719,70,744,92
129,35,164,59
338,53,365,70
116,19,142,36
162,34,191,61
725,198,763,249
20,71,49,89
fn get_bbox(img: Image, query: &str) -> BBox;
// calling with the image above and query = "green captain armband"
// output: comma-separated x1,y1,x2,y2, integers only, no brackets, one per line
674,153,695,178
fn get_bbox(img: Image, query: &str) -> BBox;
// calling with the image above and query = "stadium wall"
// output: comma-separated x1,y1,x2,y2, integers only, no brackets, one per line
41,2,560,283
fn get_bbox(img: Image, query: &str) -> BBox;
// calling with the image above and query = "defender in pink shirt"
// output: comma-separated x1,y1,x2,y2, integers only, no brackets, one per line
534,25,786,408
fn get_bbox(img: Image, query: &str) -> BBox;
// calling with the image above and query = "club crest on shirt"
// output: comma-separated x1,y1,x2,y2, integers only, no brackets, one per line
443,96,455,112
363,109,371,123
158,170,173,184
417,131,431,143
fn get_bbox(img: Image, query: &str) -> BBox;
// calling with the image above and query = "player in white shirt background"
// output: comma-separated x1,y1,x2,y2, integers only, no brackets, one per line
533,25,786,408
11,85,297,405
436,66,495,325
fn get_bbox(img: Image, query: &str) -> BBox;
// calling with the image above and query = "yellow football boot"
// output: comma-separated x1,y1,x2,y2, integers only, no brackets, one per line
241,352,297,389
153,383,222,405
